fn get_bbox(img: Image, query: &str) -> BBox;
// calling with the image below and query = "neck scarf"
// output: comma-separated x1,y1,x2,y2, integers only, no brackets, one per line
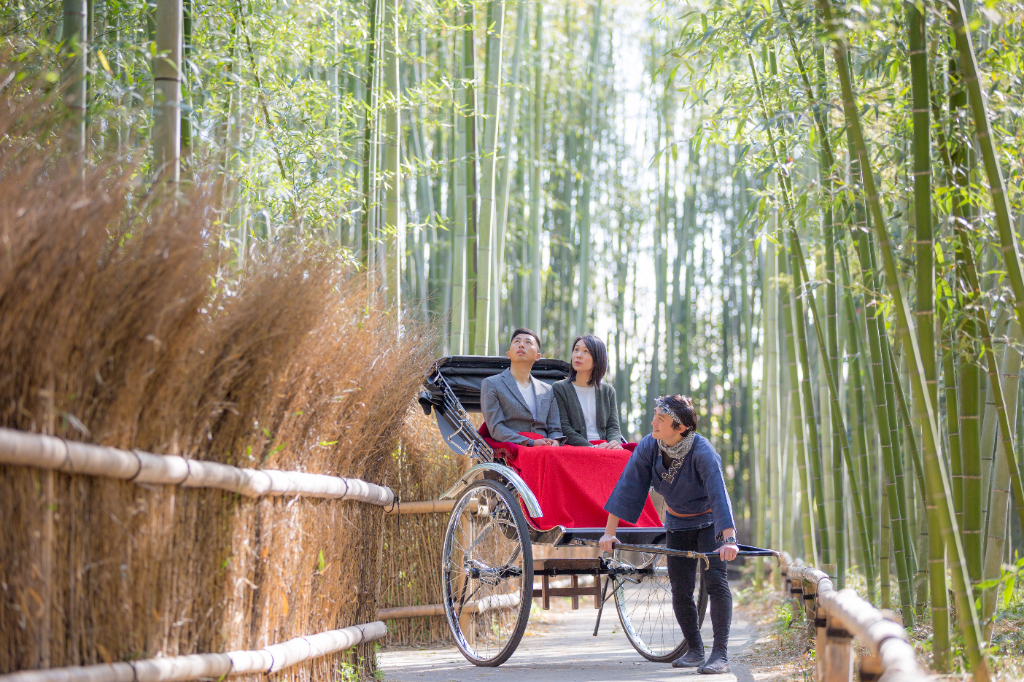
657,430,696,483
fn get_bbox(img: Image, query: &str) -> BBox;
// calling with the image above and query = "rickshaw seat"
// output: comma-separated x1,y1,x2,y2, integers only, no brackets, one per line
478,423,662,531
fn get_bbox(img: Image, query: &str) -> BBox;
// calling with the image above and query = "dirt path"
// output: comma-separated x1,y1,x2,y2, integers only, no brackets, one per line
378,600,765,682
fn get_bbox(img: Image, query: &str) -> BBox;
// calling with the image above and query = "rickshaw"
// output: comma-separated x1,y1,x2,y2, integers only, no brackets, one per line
418,356,777,667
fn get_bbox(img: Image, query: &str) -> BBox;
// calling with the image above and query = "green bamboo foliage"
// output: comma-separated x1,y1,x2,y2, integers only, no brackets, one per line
816,0,988,672
943,0,1024,338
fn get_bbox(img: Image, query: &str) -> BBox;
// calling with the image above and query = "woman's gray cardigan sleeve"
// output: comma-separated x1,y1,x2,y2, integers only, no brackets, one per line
601,384,622,444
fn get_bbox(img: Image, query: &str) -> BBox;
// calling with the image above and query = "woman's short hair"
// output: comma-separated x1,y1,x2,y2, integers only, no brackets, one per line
568,334,608,387
660,395,699,432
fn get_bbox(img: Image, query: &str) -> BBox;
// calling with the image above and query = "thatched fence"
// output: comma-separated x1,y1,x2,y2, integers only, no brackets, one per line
0,75,443,680
781,554,926,682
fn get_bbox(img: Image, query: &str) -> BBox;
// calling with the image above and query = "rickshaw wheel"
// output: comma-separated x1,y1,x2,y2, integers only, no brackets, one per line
613,550,688,662
441,479,533,667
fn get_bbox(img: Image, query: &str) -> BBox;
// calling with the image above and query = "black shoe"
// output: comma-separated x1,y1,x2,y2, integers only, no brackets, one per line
671,644,706,668
698,651,730,675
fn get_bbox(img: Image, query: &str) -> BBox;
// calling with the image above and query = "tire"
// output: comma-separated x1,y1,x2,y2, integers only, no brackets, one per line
613,550,688,662
441,479,533,667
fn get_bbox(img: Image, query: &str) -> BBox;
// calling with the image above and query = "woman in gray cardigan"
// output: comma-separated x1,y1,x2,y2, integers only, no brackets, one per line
552,334,624,448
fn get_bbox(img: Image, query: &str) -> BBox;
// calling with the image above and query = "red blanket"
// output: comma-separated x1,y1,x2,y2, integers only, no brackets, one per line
480,426,663,531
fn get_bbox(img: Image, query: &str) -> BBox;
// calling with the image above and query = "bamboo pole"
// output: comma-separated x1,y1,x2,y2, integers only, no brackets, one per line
492,0,529,346
527,0,543,334
153,0,182,183
904,0,947,661
61,0,87,156
472,0,506,355
1,622,388,682
383,0,401,307
572,0,603,338
0,427,395,505
450,16,469,355
781,248,819,565
377,591,519,620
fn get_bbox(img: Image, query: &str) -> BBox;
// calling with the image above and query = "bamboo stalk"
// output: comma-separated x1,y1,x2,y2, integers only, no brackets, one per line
527,0,543,333
61,0,87,156
0,427,395,505
472,0,507,354
572,0,603,338
1,622,388,682
153,0,182,182
904,0,947,661
781,255,819,565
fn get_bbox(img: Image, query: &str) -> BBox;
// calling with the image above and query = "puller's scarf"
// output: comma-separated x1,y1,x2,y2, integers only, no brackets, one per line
657,430,696,483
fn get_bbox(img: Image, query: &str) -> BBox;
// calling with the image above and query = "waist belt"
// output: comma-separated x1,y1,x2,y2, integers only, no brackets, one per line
666,507,711,519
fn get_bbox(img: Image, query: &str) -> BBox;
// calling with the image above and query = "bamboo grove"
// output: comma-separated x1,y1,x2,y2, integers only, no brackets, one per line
673,0,1024,674
4,0,1024,674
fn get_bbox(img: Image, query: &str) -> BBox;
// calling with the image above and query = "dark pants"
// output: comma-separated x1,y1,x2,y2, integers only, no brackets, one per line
667,525,732,656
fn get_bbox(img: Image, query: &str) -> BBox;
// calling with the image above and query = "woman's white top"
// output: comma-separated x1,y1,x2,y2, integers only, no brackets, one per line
516,377,537,419
573,384,600,441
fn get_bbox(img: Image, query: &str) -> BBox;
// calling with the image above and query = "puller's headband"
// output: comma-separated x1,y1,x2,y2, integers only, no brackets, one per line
655,396,686,427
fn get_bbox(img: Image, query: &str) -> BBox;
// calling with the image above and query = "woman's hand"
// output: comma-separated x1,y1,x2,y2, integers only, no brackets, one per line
599,533,618,553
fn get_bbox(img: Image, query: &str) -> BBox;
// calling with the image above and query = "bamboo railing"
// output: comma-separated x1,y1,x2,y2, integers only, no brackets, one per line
781,554,926,682
0,426,395,680
0,622,388,682
0,427,394,505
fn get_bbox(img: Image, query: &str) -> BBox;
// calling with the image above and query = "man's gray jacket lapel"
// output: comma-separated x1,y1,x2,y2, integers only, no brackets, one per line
480,368,565,445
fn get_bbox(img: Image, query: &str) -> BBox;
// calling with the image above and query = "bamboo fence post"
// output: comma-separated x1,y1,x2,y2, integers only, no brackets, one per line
823,617,854,682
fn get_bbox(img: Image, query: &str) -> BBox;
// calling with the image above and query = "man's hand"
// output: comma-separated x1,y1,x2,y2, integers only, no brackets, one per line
594,441,622,450
717,542,739,561
530,437,559,447
599,533,618,553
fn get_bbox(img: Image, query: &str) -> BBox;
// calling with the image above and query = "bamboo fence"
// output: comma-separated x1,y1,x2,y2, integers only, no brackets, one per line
0,622,388,682
0,428,395,506
781,554,925,682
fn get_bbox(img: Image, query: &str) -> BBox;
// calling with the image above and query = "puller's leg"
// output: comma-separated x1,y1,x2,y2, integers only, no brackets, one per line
667,529,705,667
697,525,732,674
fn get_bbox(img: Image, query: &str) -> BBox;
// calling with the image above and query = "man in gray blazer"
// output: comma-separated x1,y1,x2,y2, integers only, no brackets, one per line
481,328,564,447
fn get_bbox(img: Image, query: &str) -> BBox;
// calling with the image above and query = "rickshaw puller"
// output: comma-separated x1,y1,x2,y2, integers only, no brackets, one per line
600,395,738,674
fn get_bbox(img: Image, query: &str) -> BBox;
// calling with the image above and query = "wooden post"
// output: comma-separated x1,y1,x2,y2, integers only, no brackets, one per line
803,577,817,620
815,603,828,682
858,653,884,682
823,620,854,682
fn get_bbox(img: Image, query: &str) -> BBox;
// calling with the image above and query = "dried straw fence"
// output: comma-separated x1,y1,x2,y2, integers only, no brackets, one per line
781,554,926,682
0,72,441,680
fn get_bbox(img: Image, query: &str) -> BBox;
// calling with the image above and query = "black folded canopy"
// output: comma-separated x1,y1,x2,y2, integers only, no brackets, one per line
419,355,572,414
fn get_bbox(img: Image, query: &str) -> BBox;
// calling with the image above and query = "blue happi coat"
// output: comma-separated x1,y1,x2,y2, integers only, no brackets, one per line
604,432,736,535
